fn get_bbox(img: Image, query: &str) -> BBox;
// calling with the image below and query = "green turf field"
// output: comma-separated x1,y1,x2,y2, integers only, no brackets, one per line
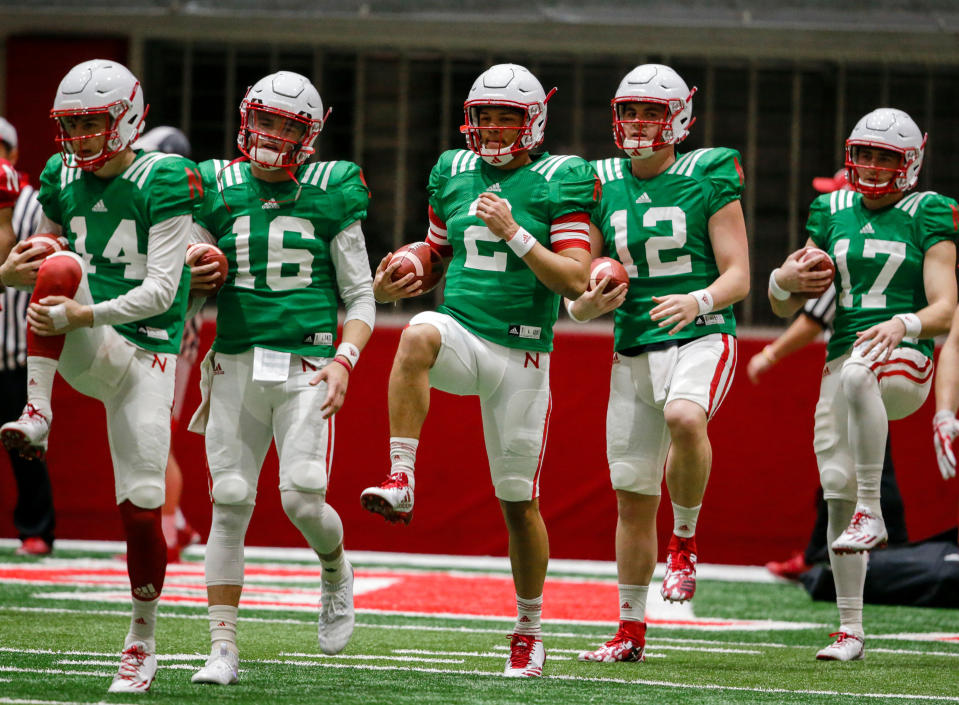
0,541,957,704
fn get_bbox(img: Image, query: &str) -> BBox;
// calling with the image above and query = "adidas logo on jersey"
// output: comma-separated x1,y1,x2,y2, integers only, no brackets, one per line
860,222,875,234
92,199,108,213
635,192,652,204
262,199,280,209
486,183,502,192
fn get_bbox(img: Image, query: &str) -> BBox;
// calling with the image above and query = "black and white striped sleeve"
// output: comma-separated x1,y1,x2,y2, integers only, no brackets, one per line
800,286,836,332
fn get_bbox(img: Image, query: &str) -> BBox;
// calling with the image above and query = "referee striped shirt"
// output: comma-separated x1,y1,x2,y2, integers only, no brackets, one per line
801,285,836,339
1,183,42,371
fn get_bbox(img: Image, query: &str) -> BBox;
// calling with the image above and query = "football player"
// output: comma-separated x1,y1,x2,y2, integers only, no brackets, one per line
0,60,199,692
768,108,957,661
568,64,749,663
362,63,597,677
187,71,374,685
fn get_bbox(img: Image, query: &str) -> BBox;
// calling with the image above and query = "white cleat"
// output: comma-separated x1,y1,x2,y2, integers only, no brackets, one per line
107,640,157,693
318,560,355,655
191,641,239,685
831,508,888,554
360,472,414,525
816,631,864,661
503,634,545,677
0,403,50,461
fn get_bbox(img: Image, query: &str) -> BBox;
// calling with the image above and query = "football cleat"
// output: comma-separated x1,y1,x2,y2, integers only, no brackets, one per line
765,551,811,581
661,534,698,603
360,472,414,525
16,537,53,556
318,560,355,655
831,508,888,554
107,640,157,693
191,641,239,685
816,632,864,661
578,621,646,663
1,403,51,461
503,633,545,677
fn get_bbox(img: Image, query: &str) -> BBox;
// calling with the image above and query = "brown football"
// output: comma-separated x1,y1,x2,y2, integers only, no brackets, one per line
390,242,444,293
23,233,69,262
186,243,229,295
796,246,835,299
589,257,629,293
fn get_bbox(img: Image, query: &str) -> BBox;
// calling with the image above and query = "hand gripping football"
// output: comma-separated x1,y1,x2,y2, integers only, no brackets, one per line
389,242,445,293
186,243,229,295
589,257,629,294
795,246,835,298
23,233,69,263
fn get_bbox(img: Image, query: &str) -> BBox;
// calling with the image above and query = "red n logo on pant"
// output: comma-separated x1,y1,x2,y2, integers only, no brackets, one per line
151,355,167,373
524,353,540,369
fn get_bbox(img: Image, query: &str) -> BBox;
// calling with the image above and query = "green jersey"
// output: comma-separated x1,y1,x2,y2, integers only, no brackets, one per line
592,148,744,352
37,150,198,353
429,150,599,352
808,189,959,361
194,159,370,357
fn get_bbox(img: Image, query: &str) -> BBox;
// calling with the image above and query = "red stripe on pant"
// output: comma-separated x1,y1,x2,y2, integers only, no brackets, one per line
707,334,733,417
532,393,552,497
26,255,83,360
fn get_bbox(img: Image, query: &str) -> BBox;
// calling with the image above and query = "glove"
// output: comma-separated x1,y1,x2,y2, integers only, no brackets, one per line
932,410,959,480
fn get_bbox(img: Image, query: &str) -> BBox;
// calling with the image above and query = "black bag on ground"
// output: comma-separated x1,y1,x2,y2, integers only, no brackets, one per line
799,532,959,608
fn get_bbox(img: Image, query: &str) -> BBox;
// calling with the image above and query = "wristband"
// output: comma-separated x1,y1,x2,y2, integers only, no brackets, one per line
331,357,352,374
761,345,777,364
893,312,921,338
768,268,790,301
335,342,360,369
506,227,536,258
688,288,714,315
565,297,588,323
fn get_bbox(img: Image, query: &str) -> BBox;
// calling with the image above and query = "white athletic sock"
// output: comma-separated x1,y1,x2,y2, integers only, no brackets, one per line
827,499,866,639
514,594,543,637
208,604,239,647
128,598,159,650
618,584,648,622
174,507,187,530
389,437,418,483
672,502,701,538
841,360,887,516
320,549,347,584
25,356,58,414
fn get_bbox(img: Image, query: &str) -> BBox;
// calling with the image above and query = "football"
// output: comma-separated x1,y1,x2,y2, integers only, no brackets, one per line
589,257,629,294
389,242,444,293
796,246,835,298
186,242,229,295
23,233,69,262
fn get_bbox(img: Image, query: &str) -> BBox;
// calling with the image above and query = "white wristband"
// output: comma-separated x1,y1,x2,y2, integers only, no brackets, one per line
768,268,790,301
894,313,921,338
506,227,536,258
688,289,714,315
565,297,589,323
335,342,360,369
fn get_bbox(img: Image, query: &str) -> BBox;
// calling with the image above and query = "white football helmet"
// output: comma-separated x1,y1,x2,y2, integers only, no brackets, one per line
238,71,328,170
844,108,926,197
612,64,696,159
461,64,556,165
51,59,147,172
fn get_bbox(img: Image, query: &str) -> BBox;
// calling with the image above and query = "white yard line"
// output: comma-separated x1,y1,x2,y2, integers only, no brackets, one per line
0,539,777,583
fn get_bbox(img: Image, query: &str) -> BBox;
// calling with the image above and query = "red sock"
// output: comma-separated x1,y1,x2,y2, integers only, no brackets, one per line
118,500,167,601
27,255,83,360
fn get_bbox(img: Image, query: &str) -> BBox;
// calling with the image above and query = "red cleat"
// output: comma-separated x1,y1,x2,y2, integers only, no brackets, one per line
765,551,811,581
661,534,697,603
16,537,52,556
578,621,646,662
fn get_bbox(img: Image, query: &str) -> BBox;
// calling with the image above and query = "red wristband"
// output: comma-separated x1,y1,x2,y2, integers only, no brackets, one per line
332,357,353,374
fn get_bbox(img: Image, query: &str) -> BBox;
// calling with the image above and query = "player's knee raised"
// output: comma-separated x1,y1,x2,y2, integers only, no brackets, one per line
36,251,83,297
839,359,876,398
